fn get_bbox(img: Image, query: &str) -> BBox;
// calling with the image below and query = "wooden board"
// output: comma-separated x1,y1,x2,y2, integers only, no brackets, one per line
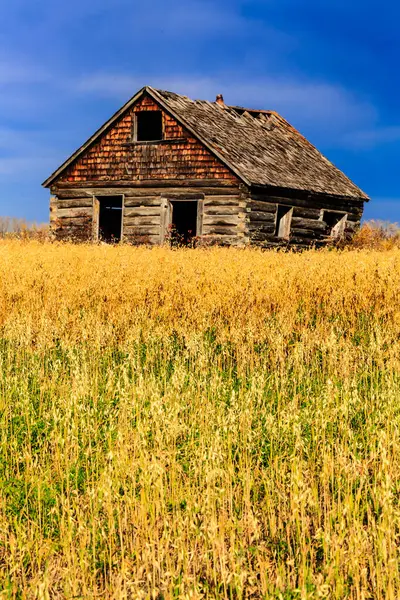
292,207,321,219
55,190,93,199
124,207,162,218
201,235,247,247
56,216,91,226
204,196,242,207
247,211,275,223
123,216,161,227
202,225,239,236
290,229,318,238
204,206,242,216
248,223,275,234
291,217,326,231
249,231,276,241
161,193,205,200
246,200,277,213
124,197,161,207
54,179,240,191
124,234,160,245
123,226,160,236
251,193,363,214
57,207,93,219
203,215,240,227
55,199,93,209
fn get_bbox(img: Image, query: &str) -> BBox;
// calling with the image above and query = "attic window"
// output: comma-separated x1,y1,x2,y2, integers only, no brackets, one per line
135,111,163,142
274,205,293,239
323,211,347,238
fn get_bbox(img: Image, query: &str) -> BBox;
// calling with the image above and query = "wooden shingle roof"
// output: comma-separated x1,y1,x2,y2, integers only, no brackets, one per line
43,86,369,200
153,88,368,200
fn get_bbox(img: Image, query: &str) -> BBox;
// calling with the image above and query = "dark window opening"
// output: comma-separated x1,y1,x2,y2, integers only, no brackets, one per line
274,205,292,239
323,211,347,237
170,201,198,246
136,111,163,141
98,196,123,243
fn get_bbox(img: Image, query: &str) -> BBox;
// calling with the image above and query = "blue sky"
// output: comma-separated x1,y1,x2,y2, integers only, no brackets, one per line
1,0,399,222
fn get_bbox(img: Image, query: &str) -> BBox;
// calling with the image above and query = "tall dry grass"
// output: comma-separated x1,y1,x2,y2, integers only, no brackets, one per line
0,240,400,599
351,219,400,250
0,217,49,241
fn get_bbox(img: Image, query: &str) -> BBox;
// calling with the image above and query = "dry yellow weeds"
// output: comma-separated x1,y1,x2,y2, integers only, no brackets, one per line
0,240,399,599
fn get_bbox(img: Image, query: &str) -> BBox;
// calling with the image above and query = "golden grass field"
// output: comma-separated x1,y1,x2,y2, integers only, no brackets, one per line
1,240,400,599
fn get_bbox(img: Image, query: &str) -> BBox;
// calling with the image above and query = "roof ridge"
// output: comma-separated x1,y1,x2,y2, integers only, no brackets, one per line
226,104,274,115
155,88,368,199
43,84,369,200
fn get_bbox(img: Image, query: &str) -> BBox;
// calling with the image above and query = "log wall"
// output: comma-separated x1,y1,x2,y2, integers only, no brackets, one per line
50,180,247,245
50,195,93,241
246,187,365,247
49,181,364,247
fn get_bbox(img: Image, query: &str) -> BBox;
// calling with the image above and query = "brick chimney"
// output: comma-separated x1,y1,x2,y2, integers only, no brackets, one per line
216,94,225,106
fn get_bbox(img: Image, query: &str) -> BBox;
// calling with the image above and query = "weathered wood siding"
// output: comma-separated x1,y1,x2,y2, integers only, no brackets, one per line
49,181,364,247
202,188,248,246
123,186,247,246
50,181,246,244
50,182,364,246
246,187,364,246
57,95,238,185
122,189,162,245
50,196,93,241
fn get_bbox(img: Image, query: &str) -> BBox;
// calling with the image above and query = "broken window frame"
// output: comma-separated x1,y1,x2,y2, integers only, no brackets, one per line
160,197,204,245
322,210,348,239
274,205,293,239
92,194,125,243
133,111,164,142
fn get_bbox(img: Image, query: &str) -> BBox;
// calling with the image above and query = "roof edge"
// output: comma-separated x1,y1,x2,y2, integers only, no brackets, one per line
265,112,370,201
147,87,251,186
250,182,370,202
42,86,149,188
43,85,250,189
42,86,369,200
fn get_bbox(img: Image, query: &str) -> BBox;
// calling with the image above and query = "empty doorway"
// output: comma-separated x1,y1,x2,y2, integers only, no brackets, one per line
97,196,123,242
170,200,198,245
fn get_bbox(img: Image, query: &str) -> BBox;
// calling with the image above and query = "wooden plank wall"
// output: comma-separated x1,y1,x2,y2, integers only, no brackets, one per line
202,189,248,246
50,181,246,245
50,194,93,241
50,184,364,247
247,189,365,247
123,190,162,245
122,184,246,245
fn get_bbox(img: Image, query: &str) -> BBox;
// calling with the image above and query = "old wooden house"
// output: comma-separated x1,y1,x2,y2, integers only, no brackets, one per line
43,86,369,246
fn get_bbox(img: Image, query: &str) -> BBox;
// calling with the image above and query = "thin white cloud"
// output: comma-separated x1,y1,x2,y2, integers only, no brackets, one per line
0,127,59,182
0,127,45,151
0,156,54,178
341,126,400,149
34,0,291,45
0,53,53,119
0,58,48,85
73,72,378,137
126,0,291,42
